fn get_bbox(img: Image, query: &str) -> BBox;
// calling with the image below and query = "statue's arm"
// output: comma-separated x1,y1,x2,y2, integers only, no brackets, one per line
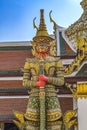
22,69,36,88
48,68,64,86
22,61,36,88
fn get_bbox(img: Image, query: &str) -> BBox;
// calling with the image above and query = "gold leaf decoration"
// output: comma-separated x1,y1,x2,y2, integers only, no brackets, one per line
67,119,76,129
14,111,24,124
63,109,77,123
13,120,21,130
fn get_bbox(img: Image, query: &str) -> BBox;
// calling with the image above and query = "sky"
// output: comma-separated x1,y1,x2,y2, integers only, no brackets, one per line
0,0,83,42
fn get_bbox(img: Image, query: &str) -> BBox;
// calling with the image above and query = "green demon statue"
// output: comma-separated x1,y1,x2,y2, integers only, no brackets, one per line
14,9,65,130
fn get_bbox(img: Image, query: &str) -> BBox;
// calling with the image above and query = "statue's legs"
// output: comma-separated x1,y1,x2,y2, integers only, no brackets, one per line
24,121,39,130
47,121,62,130
46,96,62,130
24,94,62,130
24,95,40,130
23,120,62,130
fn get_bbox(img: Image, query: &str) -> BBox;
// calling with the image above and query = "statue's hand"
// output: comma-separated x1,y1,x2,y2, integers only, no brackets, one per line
39,75,48,82
36,80,46,87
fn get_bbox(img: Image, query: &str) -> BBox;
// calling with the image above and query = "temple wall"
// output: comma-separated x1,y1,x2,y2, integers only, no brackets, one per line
0,43,73,122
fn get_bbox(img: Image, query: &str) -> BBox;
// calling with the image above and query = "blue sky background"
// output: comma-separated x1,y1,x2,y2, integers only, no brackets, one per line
0,0,82,42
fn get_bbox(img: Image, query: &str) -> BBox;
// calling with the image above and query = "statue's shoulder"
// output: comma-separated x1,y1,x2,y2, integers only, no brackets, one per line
26,57,38,63
45,56,60,62
24,57,40,70
45,56,63,68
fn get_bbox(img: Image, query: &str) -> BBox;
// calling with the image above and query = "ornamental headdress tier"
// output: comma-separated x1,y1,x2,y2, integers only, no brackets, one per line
33,9,53,42
32,9,56,57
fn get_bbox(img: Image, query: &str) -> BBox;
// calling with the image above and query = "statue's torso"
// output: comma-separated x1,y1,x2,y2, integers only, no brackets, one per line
24,56,62,122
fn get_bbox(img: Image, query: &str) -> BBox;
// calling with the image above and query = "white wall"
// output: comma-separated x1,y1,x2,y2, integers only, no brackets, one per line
78,98,87,130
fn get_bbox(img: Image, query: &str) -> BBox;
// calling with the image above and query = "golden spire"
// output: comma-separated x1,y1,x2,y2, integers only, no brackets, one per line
33,9,53,42
37,9,49,36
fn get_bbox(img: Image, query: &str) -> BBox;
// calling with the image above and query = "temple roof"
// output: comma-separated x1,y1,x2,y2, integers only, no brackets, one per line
59,32,75,56
76,63,87,77
55,25,76,57
65,0,87,45
65,58,87,79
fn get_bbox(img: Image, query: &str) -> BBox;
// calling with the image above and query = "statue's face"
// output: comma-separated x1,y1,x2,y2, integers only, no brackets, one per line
36,43,49,53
